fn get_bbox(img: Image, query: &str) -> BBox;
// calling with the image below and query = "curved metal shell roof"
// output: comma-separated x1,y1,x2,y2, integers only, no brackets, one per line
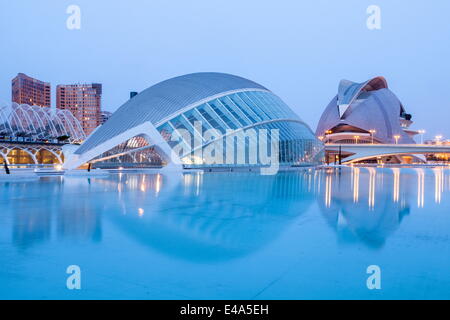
76,72,268,154
316,77,414,144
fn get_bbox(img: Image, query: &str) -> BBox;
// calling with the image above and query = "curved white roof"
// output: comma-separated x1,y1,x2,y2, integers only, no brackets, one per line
76,72,268,155
316,77,415,144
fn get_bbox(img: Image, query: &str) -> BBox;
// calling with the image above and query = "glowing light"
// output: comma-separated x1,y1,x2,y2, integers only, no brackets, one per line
392,168,400,203
325,173,332,208
352,167,360,203
368,167,376,209
155,174,161,194
393,135,400,144
415,168,425,208
55,164,63,171
433,168,443,204
195,172,201,196
138,208,144,217
140,175,146,192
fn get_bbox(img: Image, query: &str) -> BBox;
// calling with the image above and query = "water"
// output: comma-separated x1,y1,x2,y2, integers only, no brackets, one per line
0,167,450,299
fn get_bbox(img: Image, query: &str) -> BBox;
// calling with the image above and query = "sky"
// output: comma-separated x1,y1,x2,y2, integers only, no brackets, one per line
1,0,449,139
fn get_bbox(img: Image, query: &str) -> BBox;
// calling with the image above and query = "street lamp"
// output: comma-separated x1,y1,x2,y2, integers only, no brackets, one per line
354,135,360,144
368,129,376,144
418,129,426,144
318,136,324,142
394,135,400,144
435,135,443,145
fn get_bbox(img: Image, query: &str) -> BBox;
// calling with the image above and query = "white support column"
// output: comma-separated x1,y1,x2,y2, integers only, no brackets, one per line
63,122,183,171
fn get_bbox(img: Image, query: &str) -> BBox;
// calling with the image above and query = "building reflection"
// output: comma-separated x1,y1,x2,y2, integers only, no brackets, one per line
318,167,414,248
433,168,444,204
12,202,52,249
416,168,425,208
318,166,450,248
8,179,60,249
6,166,450,254
9,177,102,249
100,171,314,262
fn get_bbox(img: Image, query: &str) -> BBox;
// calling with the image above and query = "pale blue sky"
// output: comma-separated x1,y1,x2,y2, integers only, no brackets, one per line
1,0,449,138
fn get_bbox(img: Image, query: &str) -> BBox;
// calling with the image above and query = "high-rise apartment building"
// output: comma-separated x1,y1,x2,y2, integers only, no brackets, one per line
56,83,102,136
11,73,51,107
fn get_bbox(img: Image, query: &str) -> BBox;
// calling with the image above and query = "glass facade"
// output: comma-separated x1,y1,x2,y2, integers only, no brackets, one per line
72,73,323,170
155,91,323,167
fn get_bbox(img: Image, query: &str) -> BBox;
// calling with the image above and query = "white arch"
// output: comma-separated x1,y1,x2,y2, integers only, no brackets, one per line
0,152,9,165
55,109,85,142
57,110,76,137
36,107,59,138
21,104,46,138
0,105,13,134
16,104,37,136
9,103,27,135
34,147,63,164
64,110,85,141
5,146,38,164
63,121,182,171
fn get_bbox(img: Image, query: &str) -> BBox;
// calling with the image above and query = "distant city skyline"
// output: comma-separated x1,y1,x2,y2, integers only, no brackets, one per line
1,0,449,140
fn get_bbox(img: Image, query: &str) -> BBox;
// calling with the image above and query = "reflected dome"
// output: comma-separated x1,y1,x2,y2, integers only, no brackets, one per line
100,172,315,261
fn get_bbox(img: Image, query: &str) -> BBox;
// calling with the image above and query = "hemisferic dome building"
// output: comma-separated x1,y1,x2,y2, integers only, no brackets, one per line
64,72,323,172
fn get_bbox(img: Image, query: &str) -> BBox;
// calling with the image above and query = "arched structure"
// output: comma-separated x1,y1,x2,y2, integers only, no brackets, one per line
317,76,417,145
0,143,64,165
0,102,86,143
0,102,86,166
326,144,450,164
65,72,323,170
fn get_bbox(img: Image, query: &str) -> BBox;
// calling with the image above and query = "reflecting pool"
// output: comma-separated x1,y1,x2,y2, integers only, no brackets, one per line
1,167,450,299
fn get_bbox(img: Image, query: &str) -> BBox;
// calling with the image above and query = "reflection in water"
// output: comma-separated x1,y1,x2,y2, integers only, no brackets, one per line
318,166,450,248
5,177,102,249
100,172,315,262
13,202,51,249
368,167,376,210
392,168,400,203
318,167,413,248
416,168,425,208
352,167,360,203
3,166,450,256
325,172,332,208
433,168,444,204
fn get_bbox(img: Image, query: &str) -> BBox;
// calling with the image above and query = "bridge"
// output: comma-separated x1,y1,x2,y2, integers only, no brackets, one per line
0,140,66,165
325,144,450,163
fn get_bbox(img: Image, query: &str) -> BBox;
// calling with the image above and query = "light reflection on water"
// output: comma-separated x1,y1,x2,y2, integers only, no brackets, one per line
1,167,450,299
